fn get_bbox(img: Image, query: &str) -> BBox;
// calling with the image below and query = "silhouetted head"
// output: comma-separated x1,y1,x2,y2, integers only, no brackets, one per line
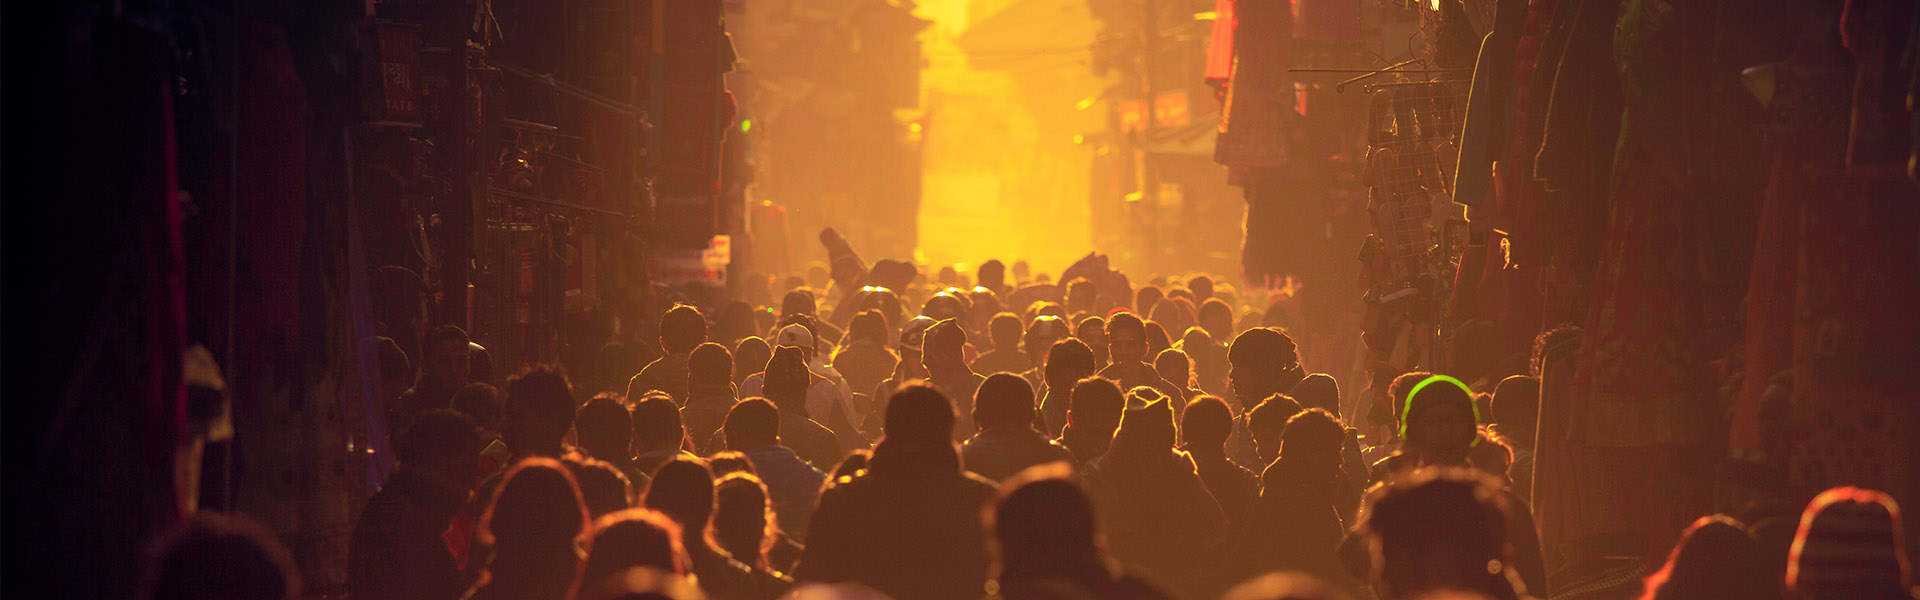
1136,285,1165,316
1075,316,1107,365
990,463,1102,583
688,343,732,389
482,458,590,551
1155,348,1191,389
1145,321,1172,358
1402,376,1479,466
712,473,776,569
723,398,780,450
1044,339,1097,391
763,346,812,414
504,365,577,457
1067,376,1125,447
1181,395,1233,451
1361,468,1513,599
147,513,299,600
1248,394,1304,466
922,318,969,372
706,450,756,477
1788,486,1912,600
1290,373,1341,415
1198,298,1233,342
1491,375,1539,444
780,289,817,319
451,382,504,433
658,305,707,355
421,324,473,392
1025,315,1071,366
978,259,1007,292
1642,515,1770,600
975,373,1038,431
1280,408,1346,471
1064,278,1097,315
1108,388,1177,461
642,458,718,548
989,312,1024,355
884,384,957,445
629,394,685,456
1105,312,1149,366
584,508,687,582
732,337,771,386
567,456,635,519
577,395,633,463
847,310,890,349
1228,328,1303,407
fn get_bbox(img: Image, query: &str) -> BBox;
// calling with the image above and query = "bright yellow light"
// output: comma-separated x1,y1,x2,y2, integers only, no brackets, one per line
1194,10,1217,20
1075,96,1098,111
907,122,923,134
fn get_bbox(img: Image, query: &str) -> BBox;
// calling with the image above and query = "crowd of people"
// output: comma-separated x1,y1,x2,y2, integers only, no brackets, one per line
148,260,1913,600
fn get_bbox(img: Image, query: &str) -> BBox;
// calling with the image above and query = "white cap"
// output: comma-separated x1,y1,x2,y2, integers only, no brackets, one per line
776,323,816,351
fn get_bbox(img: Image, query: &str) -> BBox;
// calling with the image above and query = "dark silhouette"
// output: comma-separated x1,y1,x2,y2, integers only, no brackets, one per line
1247,394,1303,467
583,508,688,584
631,394,695,477
1359,468,1532,600
1136,285,1165,316
1227,327,1306,411
830,309,898,412
1225,408,1353,589
1075,316,1109,368
1038,339,1097,437
350,409,484,600
630,304,708,404
707,450,757,477
962,373,1074,482
796,384,998,600
1289,373,1341,416
644,458,792,600
568,456,637,519
1489,375,1539,503
468,458,589,600
987,464,1174,600
1081,388,1227,597
763,346,844,470
1096,313,1187,409
400,325,475,429
1155,348,1202,398
1181,326,1228,395
867,315,938,433
684,342,739,454
715,472,802,574
1181,395,1258,525
922,319,985,440
1638,515,1774,600
971,312,1029,376
1020,315,1071,393
502,365,579,461
733,337,772,387
151,513,300,600
1786,487,1914,600
723,398,826,541
1059,376,1125,464
577,394,643,482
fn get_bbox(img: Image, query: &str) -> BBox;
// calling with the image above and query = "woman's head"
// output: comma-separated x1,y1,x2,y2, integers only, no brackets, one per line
642,458,717,545
1641,515,1769,600
583,508,687,583
712,473,776,568
482,458,590,549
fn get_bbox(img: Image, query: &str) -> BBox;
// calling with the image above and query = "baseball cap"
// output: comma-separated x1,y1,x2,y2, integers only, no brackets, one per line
776,323,816,351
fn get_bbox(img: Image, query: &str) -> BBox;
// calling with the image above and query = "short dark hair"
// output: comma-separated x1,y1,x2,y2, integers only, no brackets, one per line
450,382,503,429
1280,407,1345,464
762,346,812,411
707,450,757,476
148,513,299,600
988,312,1024,351
630,394,685,449
424,324,471,358
1155,348,1190,382
1106,312,1146,341
398,409,483,467
376,336,411,384
566,456,634,518
723,398,779,449
1248,393,1304,439
688,342,732,386
848,309,890,347
1068,377,1124,424
576,394,632,459
505,364,577,447
884,384,957,443
1180,395,1233,446
974,373,1036,429
660,305,708,354
1044,339,1096,387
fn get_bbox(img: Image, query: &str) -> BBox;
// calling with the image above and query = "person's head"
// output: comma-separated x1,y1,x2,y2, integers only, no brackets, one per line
1151,296,1198,339
1188,274,1215,303
1402,376,1479,466
657,305,706,355
576,394,633,462
377,336,412,400
1064,278,1097,314
584,508,688,582
1787,486,1912,600
629,394,685,456
642,458,718,547
706,450,756,477
1075,316,1108,365
469,343,495,385
1387,371,1435,428
762,346,812,413
988,312,1024,355
1104,312,1150,365
1641,515,1770,600
779,289,816,319
1155,348,1191,388
846,309,890,349
1361,468,1513,599
1248,394,1304,466
399,409,484,487
1198,298,1234,341
1228,327,1304,407
1491,375,1540,444
1066,377,1125,449
974,373,1037,431
1218,572,1353,600
482,457,590,552
922,291,968,323
732,337,771,386
504,365,577,456
567,456,636,518
146,513,299,600
723,398,780,450
1025,315,1070,367
1280,408,1346,471
883,384,958,445
1290,373,1341,415
1135,285,1164,316
451,382,504,434
713,473,777,569
1044,339,1097,391
1109,388,1177,459
421,324,473,391
922,318,968,371
989,463,1102,582
774,319,820,361
978,259,1007,292
688,342,732,389
1181,395,1233,451
1145,321,1172,358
